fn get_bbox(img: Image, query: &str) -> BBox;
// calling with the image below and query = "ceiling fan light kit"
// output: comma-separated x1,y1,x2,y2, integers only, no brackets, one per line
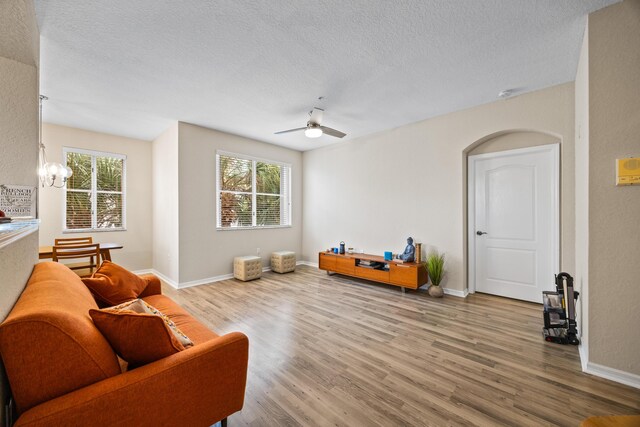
275,107,346,140
498,89,513,99
304,125,323,138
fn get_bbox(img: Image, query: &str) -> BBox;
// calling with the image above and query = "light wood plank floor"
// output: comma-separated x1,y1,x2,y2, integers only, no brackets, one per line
163,266,640,426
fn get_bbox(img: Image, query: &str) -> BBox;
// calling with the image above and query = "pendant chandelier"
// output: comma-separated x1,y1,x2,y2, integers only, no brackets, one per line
38,95,72,188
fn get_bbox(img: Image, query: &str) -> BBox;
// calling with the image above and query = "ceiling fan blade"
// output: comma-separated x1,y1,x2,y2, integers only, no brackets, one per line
320,126,346,138
309,107,324,125
274,127,307,135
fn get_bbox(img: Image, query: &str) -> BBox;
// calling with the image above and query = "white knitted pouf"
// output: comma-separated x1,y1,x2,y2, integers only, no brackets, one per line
270,251,296,274
233,256,262,281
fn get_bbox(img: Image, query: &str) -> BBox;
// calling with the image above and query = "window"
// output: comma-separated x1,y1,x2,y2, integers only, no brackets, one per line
63,148,126,232
216,152,291,229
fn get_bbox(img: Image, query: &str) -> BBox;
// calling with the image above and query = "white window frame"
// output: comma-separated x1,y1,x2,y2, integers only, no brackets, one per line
216,150,292,230
63,147,127,233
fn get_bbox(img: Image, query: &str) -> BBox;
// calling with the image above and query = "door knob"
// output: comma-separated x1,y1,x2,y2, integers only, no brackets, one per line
476,231,488,236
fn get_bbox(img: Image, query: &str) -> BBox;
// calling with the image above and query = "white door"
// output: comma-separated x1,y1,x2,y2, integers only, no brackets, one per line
469,145,559,303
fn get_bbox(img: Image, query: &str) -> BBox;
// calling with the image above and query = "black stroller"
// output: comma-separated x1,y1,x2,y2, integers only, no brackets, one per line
542,272,580,345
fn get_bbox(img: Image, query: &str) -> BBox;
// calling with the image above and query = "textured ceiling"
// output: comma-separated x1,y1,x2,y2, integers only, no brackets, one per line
35,0,618,151
1,0,39,66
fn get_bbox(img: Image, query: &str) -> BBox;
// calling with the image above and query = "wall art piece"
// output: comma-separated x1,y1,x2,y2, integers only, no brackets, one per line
0,184,37,219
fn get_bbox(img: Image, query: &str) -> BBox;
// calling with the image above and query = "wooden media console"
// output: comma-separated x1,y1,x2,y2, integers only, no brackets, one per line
318,252,428,290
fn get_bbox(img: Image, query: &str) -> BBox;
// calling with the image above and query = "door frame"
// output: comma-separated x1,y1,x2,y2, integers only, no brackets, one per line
467,143,560,295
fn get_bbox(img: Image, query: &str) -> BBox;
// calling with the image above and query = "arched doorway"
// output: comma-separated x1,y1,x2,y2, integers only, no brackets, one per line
465,131,561,302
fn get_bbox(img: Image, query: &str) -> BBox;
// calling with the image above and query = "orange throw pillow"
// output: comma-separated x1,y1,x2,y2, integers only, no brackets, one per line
82,260,148,305
90,300,188,367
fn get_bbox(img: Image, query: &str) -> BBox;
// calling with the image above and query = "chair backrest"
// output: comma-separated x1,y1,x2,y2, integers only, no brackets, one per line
52,243,101,263
54,236,93,246
52,243,101,277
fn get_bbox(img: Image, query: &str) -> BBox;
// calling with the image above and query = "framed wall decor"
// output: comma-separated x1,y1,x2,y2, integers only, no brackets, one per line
0,184,37,219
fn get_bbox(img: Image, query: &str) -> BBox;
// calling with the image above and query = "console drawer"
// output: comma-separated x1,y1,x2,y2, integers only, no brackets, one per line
334,257,355,275
319,253,336,271
390,263,418,288
355,266,390,283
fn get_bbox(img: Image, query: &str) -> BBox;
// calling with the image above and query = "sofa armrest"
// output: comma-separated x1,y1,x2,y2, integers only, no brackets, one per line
15,332,249,427
138,274,162,297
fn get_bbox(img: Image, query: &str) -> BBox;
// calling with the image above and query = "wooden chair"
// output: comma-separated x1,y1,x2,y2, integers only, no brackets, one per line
54,237,93,246
54,237,96,271
52,243,101,278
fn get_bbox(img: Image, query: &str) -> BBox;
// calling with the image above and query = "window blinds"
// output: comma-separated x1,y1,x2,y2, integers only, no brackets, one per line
65,149,125,231
216,152,291,229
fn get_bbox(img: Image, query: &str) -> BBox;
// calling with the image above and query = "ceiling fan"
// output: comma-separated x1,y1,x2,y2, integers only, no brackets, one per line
275,107,346,139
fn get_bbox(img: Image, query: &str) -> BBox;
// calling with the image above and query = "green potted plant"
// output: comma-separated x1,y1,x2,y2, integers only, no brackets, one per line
426,251,445,297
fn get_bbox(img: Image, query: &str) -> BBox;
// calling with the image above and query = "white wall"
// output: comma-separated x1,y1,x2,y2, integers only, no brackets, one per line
39,123,153,271
587,0,640,377
0,0,39,423
152,123,180,282
467,131,559,155
36,118,303,287
302,83,575,293
177,122,303,284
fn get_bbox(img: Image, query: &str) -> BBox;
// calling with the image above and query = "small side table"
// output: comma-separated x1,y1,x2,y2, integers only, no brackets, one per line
234,256,262,281
271,251,296,273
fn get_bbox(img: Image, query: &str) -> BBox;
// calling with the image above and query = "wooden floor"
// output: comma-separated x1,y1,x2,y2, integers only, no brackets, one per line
163,266,640,427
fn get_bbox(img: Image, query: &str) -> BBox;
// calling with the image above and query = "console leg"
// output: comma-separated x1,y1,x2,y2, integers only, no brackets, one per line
221,418,228,427
401,287,406,294
327,271,335,276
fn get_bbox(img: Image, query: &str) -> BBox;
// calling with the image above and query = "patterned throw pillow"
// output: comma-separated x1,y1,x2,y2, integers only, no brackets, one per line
90,299,193,367
110,299,193,348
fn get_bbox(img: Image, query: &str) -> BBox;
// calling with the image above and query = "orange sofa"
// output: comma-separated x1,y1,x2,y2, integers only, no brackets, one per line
0,262,249,427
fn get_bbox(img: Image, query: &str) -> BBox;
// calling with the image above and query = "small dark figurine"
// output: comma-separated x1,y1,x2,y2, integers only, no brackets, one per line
398,237,416,262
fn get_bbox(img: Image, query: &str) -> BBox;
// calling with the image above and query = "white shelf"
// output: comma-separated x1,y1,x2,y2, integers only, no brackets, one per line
0,219,39,250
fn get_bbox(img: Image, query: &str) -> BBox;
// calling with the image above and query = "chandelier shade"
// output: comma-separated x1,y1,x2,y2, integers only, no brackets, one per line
38,95,72,188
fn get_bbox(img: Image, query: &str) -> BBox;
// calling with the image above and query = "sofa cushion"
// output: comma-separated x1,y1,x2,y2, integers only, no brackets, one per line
132,299,194,347
0,262,121,414
90,302,186,367
82,260,147,305
93,299,193,346
142,295,219,345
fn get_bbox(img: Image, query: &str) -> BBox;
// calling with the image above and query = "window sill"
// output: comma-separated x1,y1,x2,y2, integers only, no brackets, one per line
216,225,292,231
63,228,127,234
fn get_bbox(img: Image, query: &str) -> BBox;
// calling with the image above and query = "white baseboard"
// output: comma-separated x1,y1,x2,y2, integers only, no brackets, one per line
139,266,273,289
297,260,318,268
149,269,232,289
442,287,469,298
578,344,640,389
578,344,589,372
179,273,234,288
585,361,640,389
144,269,180,289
